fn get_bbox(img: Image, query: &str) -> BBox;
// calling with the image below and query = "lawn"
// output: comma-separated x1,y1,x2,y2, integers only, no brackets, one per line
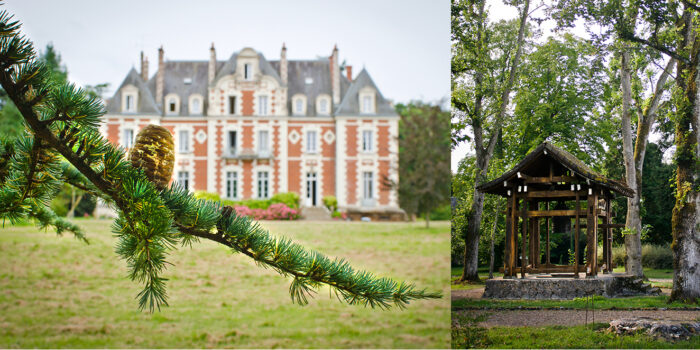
0,219,450,348
452,314,700,349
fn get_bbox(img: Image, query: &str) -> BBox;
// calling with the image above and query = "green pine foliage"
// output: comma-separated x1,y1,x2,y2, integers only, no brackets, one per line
0,9,439,312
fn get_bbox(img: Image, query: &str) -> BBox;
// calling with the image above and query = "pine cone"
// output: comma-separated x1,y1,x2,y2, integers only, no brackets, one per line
129,125,175,190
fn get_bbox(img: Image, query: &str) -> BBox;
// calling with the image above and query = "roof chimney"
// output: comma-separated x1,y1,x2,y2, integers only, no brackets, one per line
140,51,149,81
156,46,164,109
280,43,288,85
346,65,352,82
141,51,148,81
209,42,216,85
330,44,340,104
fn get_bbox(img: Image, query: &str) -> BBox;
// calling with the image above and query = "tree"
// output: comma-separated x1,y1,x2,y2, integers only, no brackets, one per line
554,0,698,300
452,0,530,282
0,10,440,311
394,101,451,228
506,34,612,165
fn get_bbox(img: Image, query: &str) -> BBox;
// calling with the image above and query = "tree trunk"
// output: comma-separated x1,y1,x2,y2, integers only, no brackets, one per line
67,191,83,219
459,0,529,283
620,49,645,277
425,211,430,229
461,188,485,281
489,200,501,279
670,9,700,302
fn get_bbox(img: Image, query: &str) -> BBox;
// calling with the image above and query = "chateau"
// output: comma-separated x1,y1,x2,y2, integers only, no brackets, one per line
101,44,401,215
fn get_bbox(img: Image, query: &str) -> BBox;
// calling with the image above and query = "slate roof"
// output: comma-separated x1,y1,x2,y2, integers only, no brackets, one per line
269,59,350,116
477,142,634,197
335,68,397,116
106,67,160,115
109,48,394,117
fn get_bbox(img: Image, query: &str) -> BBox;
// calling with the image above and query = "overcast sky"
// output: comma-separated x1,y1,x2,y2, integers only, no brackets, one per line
5,0,449,105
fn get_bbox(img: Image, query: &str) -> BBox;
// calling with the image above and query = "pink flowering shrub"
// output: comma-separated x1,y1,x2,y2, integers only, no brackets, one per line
234,203,300,220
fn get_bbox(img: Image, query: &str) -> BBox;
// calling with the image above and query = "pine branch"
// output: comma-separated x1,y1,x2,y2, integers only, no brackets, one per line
0,7,440,312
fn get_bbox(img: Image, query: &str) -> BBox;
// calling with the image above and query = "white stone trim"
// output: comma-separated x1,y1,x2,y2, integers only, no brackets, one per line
164,93,181,115
315,94,332,116
335,118,347,207
121,84,138,114
359,87,377,115
291,94,307,116
301,124,323,155
188,94,204,115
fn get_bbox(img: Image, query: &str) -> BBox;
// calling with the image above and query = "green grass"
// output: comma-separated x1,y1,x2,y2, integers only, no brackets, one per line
452,314,700,349
452,295,699,310
0,219,450,348
612,267,674,279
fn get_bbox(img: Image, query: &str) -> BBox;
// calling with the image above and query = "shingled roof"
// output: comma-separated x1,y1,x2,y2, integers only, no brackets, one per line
335,68,397,116
107,68,160,115
477,142,634,197
108,47,396,117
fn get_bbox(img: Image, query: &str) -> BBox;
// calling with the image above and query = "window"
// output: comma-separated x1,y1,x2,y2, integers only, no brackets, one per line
229,96,236,115
362,130,373,152
169,98,177,113
295,99,304,115
319,98,328,114
190,97,201,114
306,130,317,153
125,95,135,112
226,171,238,199
258,95,268,116
244,63,252,80
178,171,189,190
362,95,372,114
123,128,134,148
227,131,237,155
179,130,190,153
363,172,373,200
258,130,269,155
257,171,269,199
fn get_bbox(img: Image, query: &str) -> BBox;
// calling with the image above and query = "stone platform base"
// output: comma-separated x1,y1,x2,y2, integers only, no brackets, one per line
483,273,660,299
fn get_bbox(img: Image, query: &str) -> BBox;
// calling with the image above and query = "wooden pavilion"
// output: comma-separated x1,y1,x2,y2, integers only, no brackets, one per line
477,143,634,278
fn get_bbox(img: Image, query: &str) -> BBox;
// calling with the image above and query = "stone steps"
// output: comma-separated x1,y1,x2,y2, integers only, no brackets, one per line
301,206,332,221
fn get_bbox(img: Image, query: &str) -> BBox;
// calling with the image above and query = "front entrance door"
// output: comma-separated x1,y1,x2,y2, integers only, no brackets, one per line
305,172,317,207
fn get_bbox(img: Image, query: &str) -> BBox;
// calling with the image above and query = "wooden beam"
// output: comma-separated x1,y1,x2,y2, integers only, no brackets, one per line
521,210,587,218
525,190,587,199
525,176,578,184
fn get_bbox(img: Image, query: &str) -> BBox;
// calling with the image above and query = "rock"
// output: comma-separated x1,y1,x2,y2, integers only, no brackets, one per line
609,317,700,341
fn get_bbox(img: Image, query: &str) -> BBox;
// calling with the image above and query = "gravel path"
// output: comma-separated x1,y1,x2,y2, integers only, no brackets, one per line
451,288,485,300
454,309,700,327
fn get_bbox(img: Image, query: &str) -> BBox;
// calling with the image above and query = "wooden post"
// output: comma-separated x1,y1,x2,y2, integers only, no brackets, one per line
508,189,518,277
605,197,612,273
534,217,540,268
575,191,580,278
505,194,513,277
521,198,528,278
546,202,550,265
528,201,537,268
586,188,598,277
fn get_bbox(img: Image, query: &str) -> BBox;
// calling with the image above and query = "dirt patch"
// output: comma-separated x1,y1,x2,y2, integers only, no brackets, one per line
455,309,700,328
452,288,484,300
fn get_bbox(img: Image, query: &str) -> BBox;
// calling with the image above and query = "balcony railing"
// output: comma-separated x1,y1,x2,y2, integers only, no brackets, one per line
222,147,273,160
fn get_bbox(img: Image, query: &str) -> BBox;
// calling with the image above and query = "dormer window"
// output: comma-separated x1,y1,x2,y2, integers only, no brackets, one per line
292,94,307,116
244,63,252,81
125,95,135,112
165,93,180,115
189,94,203,115
121,84,138,114
359,89,376,114
316,94,331,116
